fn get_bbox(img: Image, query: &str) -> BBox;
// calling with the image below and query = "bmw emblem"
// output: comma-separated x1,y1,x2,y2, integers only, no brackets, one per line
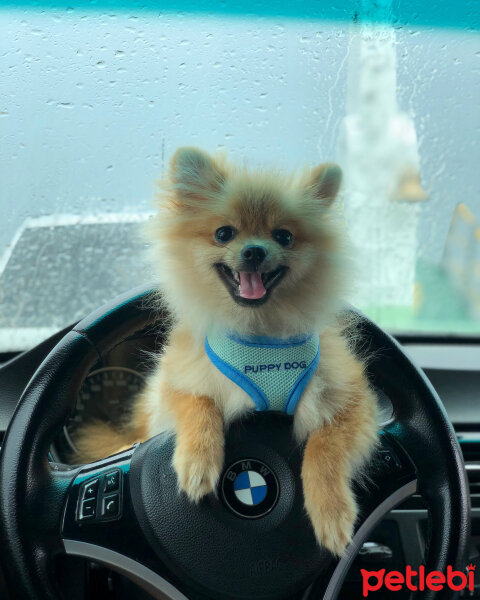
221,459,279,519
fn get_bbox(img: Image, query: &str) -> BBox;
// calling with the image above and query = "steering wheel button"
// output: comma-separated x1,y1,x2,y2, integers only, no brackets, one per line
102,493,120,518
82,478,98,499
80,498,96,520
379,450,401,471
104,470,120,492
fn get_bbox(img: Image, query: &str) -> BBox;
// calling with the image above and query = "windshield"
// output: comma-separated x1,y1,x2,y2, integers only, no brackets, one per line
1,2,479,352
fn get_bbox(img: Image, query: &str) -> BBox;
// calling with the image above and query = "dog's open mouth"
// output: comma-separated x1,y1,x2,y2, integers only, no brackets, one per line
215,264,288,306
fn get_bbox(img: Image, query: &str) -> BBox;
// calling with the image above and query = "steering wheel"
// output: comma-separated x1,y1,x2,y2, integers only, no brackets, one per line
0,286,470,600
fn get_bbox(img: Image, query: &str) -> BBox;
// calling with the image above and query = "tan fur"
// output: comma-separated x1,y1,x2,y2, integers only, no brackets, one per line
71,389,151,463
71,420,141,464
146,148,348,341
73,147,378,556
169,390,224,502
300,330,378,555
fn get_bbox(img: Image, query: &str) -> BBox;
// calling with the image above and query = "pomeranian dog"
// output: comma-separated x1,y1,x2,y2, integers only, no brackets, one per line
74,147,378,556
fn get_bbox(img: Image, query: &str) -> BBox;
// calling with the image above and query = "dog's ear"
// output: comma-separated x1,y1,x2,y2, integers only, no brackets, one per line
169,147,225,205
307,163,342,207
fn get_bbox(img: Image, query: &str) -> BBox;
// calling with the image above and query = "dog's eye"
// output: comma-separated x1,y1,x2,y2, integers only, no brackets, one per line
272,229,293,247
215,226,237,244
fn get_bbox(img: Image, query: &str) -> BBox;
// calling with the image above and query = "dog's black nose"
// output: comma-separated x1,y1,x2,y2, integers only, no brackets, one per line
241,245,267,269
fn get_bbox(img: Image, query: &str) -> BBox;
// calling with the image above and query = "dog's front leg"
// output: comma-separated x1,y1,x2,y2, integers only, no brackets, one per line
167,388,224,502
301,389,377,556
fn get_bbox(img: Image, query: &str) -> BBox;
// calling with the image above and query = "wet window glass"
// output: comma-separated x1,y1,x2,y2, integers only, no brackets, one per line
1,1,479,350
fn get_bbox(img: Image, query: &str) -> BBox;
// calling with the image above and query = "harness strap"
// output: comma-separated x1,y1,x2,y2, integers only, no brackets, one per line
205,330,320,415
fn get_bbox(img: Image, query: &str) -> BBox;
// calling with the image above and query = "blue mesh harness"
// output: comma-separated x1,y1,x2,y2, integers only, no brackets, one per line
205,331,320,415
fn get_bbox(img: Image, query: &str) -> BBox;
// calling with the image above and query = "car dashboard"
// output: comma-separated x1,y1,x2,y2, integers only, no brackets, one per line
51,333,160,463
0,324,479,599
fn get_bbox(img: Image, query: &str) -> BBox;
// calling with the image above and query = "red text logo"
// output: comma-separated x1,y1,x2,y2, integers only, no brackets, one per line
361,564,475,596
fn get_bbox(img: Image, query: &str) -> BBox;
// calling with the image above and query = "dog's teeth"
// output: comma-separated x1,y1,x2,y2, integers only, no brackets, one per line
234,271,240,283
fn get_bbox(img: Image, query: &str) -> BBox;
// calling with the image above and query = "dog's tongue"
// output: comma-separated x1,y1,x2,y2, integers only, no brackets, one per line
238,271,266,299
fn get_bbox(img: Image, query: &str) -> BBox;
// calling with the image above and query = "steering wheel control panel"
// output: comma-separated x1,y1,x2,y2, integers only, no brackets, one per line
376,447,403,473
62,449,156,568
76,468,123,523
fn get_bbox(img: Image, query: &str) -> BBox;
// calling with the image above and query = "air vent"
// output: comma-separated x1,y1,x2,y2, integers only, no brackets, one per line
459,436,480,463
458,434,480,500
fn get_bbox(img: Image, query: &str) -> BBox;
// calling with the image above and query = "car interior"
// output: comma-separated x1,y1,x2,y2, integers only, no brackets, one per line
0,1,479,599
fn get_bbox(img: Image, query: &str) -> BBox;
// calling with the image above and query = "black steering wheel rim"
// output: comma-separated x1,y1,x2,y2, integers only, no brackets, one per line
0,285,470,600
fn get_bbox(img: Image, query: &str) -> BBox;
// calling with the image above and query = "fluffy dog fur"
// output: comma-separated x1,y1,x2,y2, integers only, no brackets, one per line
73,147,378,556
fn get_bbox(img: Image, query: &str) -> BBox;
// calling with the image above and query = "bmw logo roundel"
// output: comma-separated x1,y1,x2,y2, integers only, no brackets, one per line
221,459,279,519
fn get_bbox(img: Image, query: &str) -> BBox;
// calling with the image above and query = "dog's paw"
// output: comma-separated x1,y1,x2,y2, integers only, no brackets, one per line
173,439,224,502
305,481,357,556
